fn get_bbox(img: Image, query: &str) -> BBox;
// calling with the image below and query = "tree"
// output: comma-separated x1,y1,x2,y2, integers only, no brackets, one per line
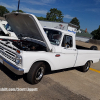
12,10,24,13
70,17,80,29
46,8,64,22
0,6,9,17
91,25,100,40
36,16,47,21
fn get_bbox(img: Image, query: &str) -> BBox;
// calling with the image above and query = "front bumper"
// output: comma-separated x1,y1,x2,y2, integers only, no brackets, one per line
0,56,24,75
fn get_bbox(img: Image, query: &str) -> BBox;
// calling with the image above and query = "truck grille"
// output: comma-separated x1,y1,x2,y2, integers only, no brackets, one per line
0,42,17,62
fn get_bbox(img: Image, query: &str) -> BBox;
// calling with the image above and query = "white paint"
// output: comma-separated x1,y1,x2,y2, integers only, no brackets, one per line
0,20,18,39
0,20,7,26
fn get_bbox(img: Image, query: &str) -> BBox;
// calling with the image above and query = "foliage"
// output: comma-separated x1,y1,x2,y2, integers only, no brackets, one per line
70,17,80,29
36,16,47,21
12,10,24,13
0,6,9,17
91,25,100,40
46,8,64,22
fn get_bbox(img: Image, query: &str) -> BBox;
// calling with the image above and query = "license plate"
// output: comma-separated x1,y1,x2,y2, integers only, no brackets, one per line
0,58,3,64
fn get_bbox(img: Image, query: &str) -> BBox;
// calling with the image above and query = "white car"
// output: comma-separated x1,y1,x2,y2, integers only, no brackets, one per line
0,12,100,84
0,20,18,40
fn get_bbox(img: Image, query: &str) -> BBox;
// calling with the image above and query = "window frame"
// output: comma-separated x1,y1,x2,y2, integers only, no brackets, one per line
61,35,73,48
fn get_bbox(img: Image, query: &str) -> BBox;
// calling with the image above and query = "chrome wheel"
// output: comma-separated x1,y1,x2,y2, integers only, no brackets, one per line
86,62,89,70
35,67,44,81
81,61,90,72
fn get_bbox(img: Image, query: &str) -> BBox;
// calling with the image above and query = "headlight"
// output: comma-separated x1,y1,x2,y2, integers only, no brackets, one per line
15,55,22,65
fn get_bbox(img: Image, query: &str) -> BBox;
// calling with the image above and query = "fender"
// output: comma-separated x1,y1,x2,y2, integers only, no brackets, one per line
26,58,54,73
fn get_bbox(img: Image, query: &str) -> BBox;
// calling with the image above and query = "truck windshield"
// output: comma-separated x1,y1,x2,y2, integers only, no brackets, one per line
44,28,62,46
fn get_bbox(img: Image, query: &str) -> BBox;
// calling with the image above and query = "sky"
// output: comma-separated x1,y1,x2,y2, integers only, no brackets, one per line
0,0,100,33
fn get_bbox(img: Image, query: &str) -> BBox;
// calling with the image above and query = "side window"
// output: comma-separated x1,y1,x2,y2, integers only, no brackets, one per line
62,35,73,48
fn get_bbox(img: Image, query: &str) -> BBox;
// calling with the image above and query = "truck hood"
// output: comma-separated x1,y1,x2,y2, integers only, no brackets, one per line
5,12,52,51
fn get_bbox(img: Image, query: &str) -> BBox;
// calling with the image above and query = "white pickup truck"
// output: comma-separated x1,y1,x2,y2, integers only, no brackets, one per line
0,12,100,84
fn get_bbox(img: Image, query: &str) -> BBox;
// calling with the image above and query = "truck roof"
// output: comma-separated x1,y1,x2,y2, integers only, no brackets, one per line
43,27,75,36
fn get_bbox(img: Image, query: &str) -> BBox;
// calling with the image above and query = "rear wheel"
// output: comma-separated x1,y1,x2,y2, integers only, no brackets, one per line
90,46,98,50
27,62,45,84
81,61,90,72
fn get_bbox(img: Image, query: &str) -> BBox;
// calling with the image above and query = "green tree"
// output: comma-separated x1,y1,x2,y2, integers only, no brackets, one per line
12,10,24,13
0,6,9,17
70,17,80,29
91,25,100,40
36,16,47,21
46,8,63,22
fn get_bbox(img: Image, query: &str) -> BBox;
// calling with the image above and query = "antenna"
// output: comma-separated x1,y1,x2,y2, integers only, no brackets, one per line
17,0,20,12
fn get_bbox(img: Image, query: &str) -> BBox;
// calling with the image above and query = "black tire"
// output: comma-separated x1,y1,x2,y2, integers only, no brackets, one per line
81,61,90,72
90,46,98,50
27,62,45,84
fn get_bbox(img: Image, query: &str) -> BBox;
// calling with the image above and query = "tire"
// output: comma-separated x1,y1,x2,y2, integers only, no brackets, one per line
90,46,98,50
27,62,45,84
81,61,90,72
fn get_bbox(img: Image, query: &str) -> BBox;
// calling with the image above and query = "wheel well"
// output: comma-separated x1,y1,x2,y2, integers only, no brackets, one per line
87,60,93,65
33,61,51,72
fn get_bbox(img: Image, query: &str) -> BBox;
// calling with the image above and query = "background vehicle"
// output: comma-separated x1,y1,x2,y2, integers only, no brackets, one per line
0,20,18,40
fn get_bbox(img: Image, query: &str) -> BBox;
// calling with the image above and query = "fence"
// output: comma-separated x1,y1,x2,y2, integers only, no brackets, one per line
89,39,100,45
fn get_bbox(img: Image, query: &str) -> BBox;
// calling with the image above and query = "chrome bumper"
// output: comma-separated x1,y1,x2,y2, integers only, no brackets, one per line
0,56,24,75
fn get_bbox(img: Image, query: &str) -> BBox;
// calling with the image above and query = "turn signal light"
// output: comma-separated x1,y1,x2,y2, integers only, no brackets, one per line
16,50,20,54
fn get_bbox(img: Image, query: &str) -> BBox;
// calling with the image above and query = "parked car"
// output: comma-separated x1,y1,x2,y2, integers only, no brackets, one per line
0,20,18,40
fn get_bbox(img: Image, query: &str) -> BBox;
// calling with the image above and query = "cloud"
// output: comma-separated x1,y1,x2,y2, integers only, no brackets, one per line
86,8,100,13
0,2,17,9
21,0,48,6
21,0,56,6
41,0,56,3
0,2,47,15
64,14,74,19
95,0,100,3
21,7,47,15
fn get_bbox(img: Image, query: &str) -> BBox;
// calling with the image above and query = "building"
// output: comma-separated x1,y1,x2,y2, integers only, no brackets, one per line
76,29,92,42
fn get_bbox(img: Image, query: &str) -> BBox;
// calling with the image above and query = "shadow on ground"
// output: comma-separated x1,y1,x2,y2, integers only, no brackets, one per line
0,63,81,84
0,63,23,80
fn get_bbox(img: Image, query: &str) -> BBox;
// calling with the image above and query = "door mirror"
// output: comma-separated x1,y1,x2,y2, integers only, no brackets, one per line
64,45,70,49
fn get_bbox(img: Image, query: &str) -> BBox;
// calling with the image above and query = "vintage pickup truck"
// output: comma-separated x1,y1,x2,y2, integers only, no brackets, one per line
0,12,100,84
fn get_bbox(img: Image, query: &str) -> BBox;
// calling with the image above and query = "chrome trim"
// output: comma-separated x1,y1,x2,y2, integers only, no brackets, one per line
0,44,16,62
0,56,24,75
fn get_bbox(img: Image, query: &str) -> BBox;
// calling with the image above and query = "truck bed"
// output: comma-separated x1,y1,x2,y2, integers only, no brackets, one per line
76,45,90,50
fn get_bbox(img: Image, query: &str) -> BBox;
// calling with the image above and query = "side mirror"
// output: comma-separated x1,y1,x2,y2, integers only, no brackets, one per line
64,45,70,49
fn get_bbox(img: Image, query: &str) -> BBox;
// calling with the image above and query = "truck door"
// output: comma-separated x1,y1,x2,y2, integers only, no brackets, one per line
60,35,77,69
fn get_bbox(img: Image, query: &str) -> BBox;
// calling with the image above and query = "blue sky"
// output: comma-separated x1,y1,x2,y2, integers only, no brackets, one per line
0,0,100,33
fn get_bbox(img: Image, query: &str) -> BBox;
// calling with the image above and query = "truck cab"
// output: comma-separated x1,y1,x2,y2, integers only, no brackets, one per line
44,27,77,69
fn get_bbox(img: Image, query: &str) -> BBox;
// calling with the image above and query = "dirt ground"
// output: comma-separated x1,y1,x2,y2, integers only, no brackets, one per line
76,40,100,50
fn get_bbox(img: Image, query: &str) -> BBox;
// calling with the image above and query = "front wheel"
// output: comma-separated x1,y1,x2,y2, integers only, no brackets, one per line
81,61,90,72
27,62,45,84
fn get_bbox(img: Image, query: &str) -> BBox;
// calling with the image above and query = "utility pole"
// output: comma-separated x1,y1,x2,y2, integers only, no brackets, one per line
17,0,20,12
